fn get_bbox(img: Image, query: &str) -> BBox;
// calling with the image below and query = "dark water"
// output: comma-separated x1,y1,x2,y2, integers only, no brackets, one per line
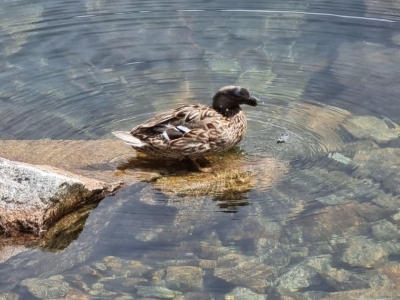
1,0,400,298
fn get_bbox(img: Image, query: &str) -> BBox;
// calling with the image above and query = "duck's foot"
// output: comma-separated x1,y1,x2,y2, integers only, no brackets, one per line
190,158,213,173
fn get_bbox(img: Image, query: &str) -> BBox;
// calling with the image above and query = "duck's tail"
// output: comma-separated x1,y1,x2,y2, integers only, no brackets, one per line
112,131,145,147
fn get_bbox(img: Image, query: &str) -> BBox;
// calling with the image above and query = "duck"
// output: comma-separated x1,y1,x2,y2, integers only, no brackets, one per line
112,85,258,172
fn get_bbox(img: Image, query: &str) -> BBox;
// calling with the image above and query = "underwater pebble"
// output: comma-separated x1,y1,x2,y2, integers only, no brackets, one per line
392,212,400,221
224,287,267,300
0,292,20,300
166,266,204,290
341,237,388,268
328,152,352,165
136,286,181,299
91,283,104,290
277,263,322,291
93,262,107,271
321,268,369,291
182,292,213,300
198,259,217,269
89,289,118,297
20,278,70,299
343,116,399,143
290,247,309,258
277,256,331,291
215,253,274,293
372,219,400,241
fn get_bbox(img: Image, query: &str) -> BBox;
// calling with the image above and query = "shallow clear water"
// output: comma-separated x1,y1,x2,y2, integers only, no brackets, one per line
2,0,400,298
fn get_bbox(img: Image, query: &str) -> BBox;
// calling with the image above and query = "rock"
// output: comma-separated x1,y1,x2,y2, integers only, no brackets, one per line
0,139,150,185
372,220,400,241
266,287,308,300
166,266,203,290
0,157,119,234
0,293,19,300
136,286,181,299
182,292,213,300
343,116,400,143
322,288,400,300
0,245,28,264
341,236,388,268
20,277,69,299
277,264,321,292
320,268,369,291
214,253,274,293
225,287,267,300
377,263,400,285
352,148,400,198
223,217,282,242
89,289,118,297
277,256,331,292
288,201,372,243
102,256,153,277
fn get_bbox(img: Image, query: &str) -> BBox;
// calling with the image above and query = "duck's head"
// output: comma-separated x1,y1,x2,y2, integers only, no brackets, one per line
212,85,258,111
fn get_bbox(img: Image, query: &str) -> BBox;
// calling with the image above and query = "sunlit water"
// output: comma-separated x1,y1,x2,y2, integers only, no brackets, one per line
1,0,400,298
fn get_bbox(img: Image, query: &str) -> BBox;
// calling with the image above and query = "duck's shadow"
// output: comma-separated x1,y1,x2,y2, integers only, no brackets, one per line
112,149,288,203
116,154,203,176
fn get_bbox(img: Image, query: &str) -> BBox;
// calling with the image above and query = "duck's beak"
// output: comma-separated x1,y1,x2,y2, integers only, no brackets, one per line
246,95,259,106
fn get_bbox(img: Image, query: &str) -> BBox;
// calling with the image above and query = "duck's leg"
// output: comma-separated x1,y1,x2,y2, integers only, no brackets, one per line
189,157,212,173
196,156,211,165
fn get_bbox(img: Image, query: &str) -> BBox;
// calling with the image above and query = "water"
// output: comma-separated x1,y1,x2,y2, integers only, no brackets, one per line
1,0,400,298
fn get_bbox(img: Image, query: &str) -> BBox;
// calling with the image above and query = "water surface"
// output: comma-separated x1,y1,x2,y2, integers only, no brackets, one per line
1,0,400,298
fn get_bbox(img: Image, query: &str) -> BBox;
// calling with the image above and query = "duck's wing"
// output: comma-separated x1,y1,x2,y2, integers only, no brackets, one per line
131,104,222,135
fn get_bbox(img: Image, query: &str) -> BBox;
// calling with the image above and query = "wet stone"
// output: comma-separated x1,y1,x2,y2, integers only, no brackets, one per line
92,283,104,290
214,253,274,293
377,263,400,286
225,287,267,300
372,219,400,241
165,266,203,290
290,247,309,259
343,116,400,143
256,239,291,271
0,293,19,300
77,265,103,278
89,288,118,297
320,268,369,291
341,237,388,268
267,287,312,300
321,287,400,300
277,264,322,292
98,276,149,293
115,296,135,300
183,292,213,300
136,286,181,299
102,256,153,277
198,259,217,269
277,256,331,292
20,277,70,299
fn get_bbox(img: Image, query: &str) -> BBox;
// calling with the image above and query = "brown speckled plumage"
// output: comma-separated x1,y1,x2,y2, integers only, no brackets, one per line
112,85,258,171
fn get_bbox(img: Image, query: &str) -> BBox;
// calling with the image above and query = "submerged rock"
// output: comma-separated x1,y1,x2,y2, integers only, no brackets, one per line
20,277,70,299
0,157,119,234
277,256,331,291
136,286,181,299
341,236,388,268
343,116,400,143
214,253,275,293
225,287,267,300
165,266,204,290
0,293,19,300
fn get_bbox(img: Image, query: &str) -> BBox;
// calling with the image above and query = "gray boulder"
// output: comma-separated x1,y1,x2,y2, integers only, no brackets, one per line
0,157,120,234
